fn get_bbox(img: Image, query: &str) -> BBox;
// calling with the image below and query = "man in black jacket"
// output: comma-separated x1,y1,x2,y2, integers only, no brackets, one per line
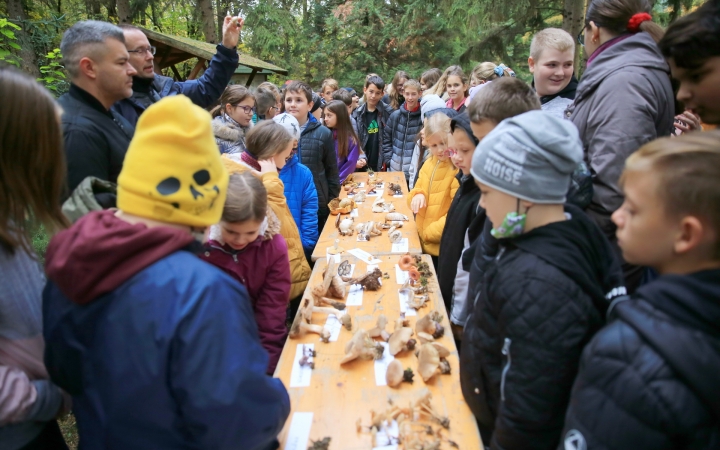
461,111,625,450
560,132,720,450
58,21,137,193
113,17,241,127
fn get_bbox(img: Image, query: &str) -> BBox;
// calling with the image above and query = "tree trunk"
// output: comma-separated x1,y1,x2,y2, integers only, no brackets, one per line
563,0,586,76
6,0,39,77
198,0,218,43
117,0,131,23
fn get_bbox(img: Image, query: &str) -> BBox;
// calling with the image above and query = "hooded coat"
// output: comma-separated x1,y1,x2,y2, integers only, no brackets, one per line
42,211,290,450
383,102,423,178
567,32,674,238
211,114,250,155
222,156,311,299
560,269,720,450
278,154,319,256
297,114,340,221
460,205,626,450
407,155,459,256
200,208,290,375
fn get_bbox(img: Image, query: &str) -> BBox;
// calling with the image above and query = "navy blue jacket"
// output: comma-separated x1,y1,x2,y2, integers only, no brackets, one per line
113,44,239,126
42,211,289,450
279,154,319,254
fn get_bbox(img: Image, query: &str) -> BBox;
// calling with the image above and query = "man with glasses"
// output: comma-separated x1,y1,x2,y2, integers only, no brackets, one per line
114,16,243,126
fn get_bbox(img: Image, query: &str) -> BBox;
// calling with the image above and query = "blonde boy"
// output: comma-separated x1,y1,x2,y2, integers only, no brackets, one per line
528,28,576,119
561,131,720,449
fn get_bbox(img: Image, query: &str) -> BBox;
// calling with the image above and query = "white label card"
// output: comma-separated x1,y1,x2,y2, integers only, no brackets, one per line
284,412,314,450
395,265,409,285
367,189,384,197
374,342,395,386
325,249,341,263
373,420,400,448
398,289,417,317
346,284,364,306
391,238,409,253
350,209,359,217
348,248,383,264
393,194,403,198
325,314,343,342
289,344,314,387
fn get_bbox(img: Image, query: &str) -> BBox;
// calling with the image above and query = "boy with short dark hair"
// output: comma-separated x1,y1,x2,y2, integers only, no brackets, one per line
561,131,720,450
460,110,625,449
284,80,340,229
528,28,577,119
353,75,390,171
659,0,720,126
441,78,541,331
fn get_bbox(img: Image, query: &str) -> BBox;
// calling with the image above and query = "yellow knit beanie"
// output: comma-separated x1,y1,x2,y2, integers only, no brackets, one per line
117,95,228,227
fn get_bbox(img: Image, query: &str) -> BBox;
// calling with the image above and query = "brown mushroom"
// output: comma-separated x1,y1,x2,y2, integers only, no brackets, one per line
289,303,330,343
415,311,445,339
386,359,404,387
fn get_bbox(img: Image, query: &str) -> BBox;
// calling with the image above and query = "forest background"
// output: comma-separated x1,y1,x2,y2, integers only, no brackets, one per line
0,0,705,95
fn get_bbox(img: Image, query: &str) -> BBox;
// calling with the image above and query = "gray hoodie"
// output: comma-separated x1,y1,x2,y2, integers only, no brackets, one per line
567,32,674,237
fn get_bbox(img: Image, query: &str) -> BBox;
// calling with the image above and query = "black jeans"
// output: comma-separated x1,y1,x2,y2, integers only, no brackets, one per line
20,421,69,450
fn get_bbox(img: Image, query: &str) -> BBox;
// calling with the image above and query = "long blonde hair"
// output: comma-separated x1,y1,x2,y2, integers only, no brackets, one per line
470,62,515,87
425,65,469,98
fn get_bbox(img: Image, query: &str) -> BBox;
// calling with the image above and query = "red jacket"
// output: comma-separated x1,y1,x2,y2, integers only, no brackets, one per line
200,209,291,374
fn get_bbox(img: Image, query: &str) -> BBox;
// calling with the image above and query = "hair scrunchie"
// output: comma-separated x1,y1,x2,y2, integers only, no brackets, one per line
494,65,505,77
627,12,652,32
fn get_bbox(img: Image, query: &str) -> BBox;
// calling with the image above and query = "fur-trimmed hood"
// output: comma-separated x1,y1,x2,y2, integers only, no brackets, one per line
212,114,250,143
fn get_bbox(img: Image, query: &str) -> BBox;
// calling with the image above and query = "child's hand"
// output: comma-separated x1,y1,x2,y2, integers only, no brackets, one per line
673,110,701,135
410,194,426,214
356,159,367,169
258,158,277,174
222,14,244,49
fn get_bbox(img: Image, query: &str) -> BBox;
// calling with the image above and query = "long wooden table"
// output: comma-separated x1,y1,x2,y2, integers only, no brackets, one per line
275,254,482,449
311,172,423,261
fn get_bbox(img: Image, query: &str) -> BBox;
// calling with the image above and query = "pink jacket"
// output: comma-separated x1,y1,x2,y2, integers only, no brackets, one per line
200,209,291,374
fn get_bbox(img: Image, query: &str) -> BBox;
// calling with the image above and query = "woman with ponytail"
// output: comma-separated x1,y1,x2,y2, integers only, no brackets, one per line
568,0,674,293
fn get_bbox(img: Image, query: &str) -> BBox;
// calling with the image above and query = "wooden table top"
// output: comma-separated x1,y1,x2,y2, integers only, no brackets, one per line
312,172,423,261
275,254,483,449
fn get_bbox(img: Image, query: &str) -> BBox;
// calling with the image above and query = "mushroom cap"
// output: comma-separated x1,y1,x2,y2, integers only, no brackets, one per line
289,311,305,339
386,359,404,387
388,327,414,356
415,313,437,335
431,342,451,358
417,343,441,382
417,332,435,344
341,329,369,364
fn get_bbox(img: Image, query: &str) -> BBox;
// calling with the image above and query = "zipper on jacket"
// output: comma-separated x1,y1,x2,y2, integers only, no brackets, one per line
207,243,242,262
428,159,440,195
500,337,512,402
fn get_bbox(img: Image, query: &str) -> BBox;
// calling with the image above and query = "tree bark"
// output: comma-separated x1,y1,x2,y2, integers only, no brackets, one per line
562,0,585,75
198,0,218,43
117,0,132,23
6,0,39,77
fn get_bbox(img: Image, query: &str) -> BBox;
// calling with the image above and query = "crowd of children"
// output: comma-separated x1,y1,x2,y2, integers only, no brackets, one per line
2,0,720,448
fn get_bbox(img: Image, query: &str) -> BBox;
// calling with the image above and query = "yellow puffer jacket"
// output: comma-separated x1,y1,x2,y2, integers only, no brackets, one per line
222,156,311,299
407,155,459,256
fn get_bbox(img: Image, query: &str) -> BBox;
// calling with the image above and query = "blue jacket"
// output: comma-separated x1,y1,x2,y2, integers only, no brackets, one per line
112,44,239,126
42,211,289,450
279,154,319,254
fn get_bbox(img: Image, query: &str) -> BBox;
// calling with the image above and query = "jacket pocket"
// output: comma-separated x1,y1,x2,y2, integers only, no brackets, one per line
500,337,512,402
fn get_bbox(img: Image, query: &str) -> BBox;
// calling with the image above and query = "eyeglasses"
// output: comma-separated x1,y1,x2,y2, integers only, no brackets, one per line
128,46,156,55
234,105,254,114
577,31,585,47
271,106,280,112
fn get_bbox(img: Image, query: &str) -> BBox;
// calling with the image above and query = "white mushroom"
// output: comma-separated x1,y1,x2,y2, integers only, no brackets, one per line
388,327,416,356
368,314,390,341
415,311,445,339
341,329,385,364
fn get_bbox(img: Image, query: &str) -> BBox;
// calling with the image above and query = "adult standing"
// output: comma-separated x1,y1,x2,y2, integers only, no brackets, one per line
567,0,674,292
0,66,70,450
58,21,137,193
114,16,241,126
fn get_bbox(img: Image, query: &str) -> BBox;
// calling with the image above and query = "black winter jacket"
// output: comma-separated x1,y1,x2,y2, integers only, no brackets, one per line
560,269,720,450
382,103,423,178
59,85,135,193
112,44,239,127
461,205,625,450
298,114,340,212
352,100,391,169
437,173,484,312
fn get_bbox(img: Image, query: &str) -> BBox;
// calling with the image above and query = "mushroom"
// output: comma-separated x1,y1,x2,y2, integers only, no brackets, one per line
385,359,415,388
415,311,445,339
394,314,409,331
341,329,385,364
289,301,330,342
388,227,403,243
417,343,441,382
385,212,409,222
340,313,352,331
398,254,416,271
316,296,346,310
413,389,450,429
368,314,390,341
417,332,435,344
343,268,383,291
328,275,347,298
388,327,416,355
354,190,367,202
338,217,355,235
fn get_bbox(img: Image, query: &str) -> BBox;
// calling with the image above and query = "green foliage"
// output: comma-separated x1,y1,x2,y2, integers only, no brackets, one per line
31,224,50,265
0,18,22,67
38,48,69,94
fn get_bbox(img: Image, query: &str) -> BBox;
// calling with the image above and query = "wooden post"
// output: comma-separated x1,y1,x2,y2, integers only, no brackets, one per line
188,59,207,80
245,68,258,87
170,65,183,81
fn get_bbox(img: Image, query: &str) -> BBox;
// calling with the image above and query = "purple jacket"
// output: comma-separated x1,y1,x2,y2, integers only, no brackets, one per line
200,211,291,374
334,130,360,183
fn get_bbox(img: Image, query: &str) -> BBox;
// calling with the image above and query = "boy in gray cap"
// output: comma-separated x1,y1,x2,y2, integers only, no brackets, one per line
460,110,625,449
